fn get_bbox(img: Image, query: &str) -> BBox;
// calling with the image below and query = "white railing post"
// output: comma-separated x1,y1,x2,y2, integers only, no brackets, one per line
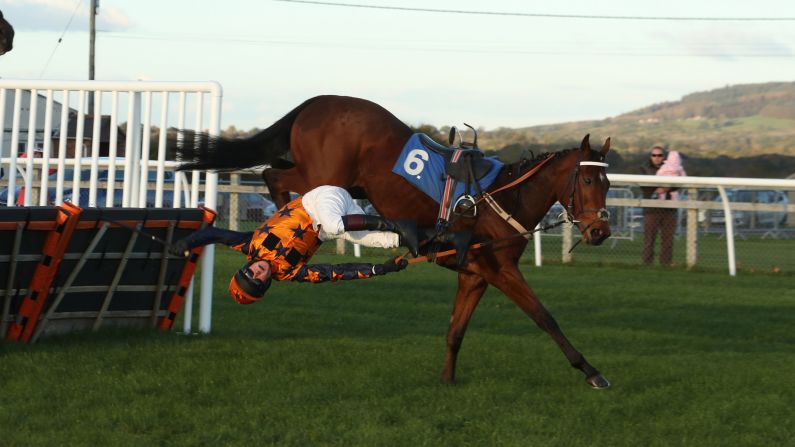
686,187,698,269
533,223,542,267
24,88,37,205
39,90,54,206
71,90,86,205
88,90,102,207
717,186,737,276
199,83,222,334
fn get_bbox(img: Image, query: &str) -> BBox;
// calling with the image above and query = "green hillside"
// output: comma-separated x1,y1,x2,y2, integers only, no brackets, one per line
470,82,795,161
223,82,795,177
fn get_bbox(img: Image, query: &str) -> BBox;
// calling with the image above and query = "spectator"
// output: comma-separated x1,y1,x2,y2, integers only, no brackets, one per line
639,145,683,266
655,150,686,200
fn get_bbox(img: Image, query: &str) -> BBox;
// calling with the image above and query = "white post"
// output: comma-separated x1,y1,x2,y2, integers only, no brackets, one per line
71,90,85,205
182,93,203,334
54,90,69,204
154,91,169,207
717,186,737,276
182,282,194,334
6,89,21,206
106,91,119,207
686,187,698,269
173,92,186,208
533,223,542,266
88,90,101,207
199,83,222,334
353,242,361,258
137,91,152,207
39,90,54,205
561,221,573,263
24,88,37,205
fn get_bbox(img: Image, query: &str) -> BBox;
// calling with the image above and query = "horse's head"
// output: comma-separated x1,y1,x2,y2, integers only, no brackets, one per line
557,134,612,246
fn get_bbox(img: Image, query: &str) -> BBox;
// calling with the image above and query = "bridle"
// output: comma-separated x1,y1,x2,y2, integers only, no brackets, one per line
480,153,610,242
405,152,611,264
563,159,610,230
404,153,611,264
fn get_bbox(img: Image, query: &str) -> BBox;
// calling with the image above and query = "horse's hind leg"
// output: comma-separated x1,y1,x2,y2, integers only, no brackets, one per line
442,271,489,384
262,168,308,208
483,264,610,389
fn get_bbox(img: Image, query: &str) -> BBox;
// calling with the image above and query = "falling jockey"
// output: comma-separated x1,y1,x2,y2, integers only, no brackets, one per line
171,185,427,305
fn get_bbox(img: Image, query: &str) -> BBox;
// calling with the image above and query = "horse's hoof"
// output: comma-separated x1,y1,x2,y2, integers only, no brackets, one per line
586,374,610,389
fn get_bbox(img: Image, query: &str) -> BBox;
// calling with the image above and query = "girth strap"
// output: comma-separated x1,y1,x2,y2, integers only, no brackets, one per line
482,193,530,239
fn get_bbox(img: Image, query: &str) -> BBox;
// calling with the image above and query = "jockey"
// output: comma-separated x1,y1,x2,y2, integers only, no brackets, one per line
171,185,420,304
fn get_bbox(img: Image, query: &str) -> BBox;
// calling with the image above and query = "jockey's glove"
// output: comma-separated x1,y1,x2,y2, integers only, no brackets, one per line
168,239,190,258
378,256,409,274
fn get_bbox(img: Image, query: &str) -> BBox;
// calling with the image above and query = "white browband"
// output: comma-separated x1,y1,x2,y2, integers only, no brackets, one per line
579,161,609,167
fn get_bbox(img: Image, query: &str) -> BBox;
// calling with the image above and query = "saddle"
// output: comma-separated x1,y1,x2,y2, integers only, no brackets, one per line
417,134,493,181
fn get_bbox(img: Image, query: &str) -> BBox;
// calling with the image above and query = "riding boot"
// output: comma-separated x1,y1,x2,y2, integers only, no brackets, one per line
341,214,419,257
419,228,473,267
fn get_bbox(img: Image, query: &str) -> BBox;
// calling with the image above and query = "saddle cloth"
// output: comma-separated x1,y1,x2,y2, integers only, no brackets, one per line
391,133,503,204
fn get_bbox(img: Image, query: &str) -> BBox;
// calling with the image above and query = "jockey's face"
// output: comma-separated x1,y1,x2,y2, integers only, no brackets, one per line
247,259,272,282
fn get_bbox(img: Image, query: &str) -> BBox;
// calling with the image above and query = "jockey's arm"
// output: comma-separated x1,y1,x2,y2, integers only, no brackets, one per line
290,258,407,283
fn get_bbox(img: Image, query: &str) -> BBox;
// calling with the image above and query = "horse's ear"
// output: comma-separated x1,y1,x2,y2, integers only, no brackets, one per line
580,134,591,152
601,137,611,156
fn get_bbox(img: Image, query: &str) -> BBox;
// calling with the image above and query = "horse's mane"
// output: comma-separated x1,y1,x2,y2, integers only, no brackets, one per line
507,146,580,174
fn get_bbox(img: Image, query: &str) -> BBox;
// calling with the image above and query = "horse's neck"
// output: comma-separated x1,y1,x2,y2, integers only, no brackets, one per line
493,155,566,227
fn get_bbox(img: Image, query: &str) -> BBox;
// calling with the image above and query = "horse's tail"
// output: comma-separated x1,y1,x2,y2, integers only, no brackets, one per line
176,97,320,171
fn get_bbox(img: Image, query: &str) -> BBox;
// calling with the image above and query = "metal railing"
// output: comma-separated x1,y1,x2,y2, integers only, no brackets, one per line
1,79,222,332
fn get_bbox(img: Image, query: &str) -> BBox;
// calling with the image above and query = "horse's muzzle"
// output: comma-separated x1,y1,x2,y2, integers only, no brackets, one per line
586,222,611,246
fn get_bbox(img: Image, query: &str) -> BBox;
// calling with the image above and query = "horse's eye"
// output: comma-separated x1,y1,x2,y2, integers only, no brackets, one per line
584,177,592,185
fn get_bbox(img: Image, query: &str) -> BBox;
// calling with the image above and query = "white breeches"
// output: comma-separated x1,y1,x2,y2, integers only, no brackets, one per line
301,185,400,249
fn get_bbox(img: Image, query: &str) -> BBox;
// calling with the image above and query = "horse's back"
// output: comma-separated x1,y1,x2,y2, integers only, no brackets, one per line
289,95,413,186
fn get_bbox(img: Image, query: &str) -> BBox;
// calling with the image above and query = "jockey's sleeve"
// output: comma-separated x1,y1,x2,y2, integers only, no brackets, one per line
181,225,253,250
290,262,387,283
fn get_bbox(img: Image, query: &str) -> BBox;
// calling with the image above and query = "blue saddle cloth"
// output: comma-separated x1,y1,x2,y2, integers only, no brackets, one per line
391,134,504,203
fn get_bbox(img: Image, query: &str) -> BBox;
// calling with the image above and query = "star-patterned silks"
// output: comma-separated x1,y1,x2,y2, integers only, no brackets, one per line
290,224,308,240
278,206,294,217
274,243,290,258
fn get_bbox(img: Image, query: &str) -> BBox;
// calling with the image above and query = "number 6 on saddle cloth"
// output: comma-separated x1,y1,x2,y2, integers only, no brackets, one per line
392,132,504,227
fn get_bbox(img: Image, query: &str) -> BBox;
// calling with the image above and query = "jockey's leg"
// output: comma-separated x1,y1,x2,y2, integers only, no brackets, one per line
341,215,419,257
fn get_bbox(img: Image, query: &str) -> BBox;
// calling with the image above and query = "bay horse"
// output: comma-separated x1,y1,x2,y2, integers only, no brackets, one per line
178,95,613,388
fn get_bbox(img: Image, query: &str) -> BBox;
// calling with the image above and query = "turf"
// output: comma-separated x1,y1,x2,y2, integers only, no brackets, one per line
1,248,793,446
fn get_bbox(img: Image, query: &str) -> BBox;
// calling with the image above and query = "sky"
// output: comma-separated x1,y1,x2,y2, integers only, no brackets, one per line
1,0,795,131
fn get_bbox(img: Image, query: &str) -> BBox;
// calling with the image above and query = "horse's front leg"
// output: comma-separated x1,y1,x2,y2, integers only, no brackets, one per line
482,264,610,389
442,271,489,384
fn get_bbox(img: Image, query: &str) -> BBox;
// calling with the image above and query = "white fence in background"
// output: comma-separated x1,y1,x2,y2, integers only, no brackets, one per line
215,171,795,276
533,174,795,276
0,79,222,333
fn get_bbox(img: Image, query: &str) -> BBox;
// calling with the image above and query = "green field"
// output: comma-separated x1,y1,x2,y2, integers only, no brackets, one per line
536,231,795,274
1,247,794,446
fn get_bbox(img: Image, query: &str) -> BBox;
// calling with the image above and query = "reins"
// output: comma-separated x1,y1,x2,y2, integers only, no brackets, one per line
402,218,568,265
401,154,610,265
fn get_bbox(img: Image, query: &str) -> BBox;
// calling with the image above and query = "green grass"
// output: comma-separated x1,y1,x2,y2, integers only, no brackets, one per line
537,231,795,274
1,248,794,446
